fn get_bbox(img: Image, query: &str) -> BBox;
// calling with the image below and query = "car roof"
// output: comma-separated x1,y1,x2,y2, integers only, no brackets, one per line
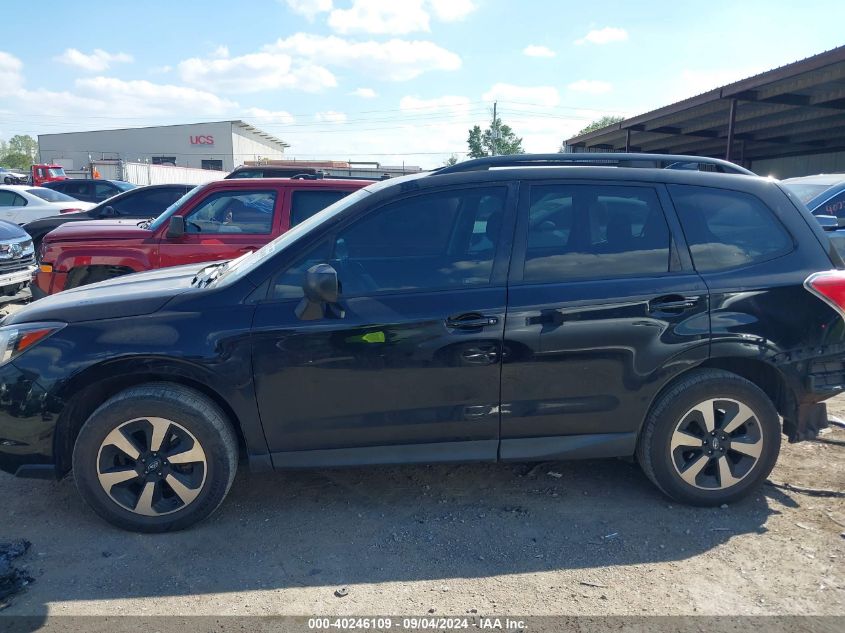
213,178,373,186
782,173,845,186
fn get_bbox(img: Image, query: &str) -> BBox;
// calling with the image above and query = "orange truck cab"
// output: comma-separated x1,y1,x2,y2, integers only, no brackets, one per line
31,164,68,186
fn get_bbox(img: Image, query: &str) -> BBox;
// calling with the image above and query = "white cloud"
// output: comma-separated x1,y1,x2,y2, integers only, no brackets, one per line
427,0,476,22
315,110,348,123
74,77,237,115
243,107,296,125
328,0,430,35
523,45,555,58
267,33,461,81
0,51,23,94
351,87,377,98
284,0,333,21
55,48,133,72
178,49,336,93
150,65,172,74
567,79,613,94
482,83,560,107
325,0,476,35
575,27,628,45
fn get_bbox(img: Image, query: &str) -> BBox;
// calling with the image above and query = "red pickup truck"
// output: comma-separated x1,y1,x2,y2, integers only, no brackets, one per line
35,178,370,296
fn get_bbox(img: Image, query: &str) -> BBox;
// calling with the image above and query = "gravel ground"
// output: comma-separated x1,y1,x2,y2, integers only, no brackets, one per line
0,396,843,619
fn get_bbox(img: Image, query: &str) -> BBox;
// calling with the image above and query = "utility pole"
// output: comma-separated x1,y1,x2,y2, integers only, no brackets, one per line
491,101,498,156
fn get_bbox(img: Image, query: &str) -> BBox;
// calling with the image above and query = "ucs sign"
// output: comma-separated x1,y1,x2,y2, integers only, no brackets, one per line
190,135,215,145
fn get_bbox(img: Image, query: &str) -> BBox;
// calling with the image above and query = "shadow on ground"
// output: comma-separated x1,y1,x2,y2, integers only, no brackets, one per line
0,457,780,619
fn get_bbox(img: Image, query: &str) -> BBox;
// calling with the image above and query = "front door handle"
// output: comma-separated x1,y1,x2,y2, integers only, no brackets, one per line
446,313,499,329
648,295,700,313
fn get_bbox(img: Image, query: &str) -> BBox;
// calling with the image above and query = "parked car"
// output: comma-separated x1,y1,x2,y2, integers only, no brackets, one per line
0,220,36,297
781,173,845,218
0,167,28,185
23,184,194,256
42,179,136,203
0,185,95,224
3,152,843,533
227,165,320,179
34,178,369,296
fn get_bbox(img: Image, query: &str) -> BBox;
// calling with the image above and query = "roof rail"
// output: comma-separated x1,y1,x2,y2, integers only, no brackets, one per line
434,153,755,176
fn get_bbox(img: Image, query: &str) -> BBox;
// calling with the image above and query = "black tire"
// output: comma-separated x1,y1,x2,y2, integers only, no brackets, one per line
3,177,12,185
72,383,238,532
636,369,781,506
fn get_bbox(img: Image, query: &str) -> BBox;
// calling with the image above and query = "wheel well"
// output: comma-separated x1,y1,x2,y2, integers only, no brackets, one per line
54,373,245,474
696,358,794,418
66,265,135,289
642,358,795,440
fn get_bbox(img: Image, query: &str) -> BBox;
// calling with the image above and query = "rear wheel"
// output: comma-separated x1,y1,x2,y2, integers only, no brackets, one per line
637,369,781,506
72,383,238,532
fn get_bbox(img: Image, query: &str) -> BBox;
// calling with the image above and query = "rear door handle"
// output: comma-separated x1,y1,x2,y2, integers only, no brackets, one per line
648,295,700,313
446,313,499,329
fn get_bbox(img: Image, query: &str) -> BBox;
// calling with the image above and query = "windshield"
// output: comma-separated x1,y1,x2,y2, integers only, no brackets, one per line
781,182,832,204
48,167,65,177
213,187,373,286
148,185,203,230
114,181,136,191
27,187,77,202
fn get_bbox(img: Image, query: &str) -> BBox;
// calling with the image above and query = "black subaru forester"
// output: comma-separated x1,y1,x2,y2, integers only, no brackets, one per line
1,153,843,532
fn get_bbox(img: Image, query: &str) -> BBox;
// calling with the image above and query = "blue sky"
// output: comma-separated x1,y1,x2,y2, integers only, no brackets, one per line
2,0,844,167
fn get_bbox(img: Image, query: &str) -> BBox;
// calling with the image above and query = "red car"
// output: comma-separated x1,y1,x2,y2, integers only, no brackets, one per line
35,178,370,296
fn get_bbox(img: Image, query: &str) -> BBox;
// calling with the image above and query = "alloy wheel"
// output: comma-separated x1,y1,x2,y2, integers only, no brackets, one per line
96,417,207,516
669,398,764,490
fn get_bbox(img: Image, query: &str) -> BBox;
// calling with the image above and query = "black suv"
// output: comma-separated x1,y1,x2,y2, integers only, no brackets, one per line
41,179,135,203
1,154,842,532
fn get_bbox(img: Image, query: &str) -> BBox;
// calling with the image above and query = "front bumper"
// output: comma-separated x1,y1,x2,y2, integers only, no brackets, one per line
33,269,67,296
0,264,36,290
0,361,61,478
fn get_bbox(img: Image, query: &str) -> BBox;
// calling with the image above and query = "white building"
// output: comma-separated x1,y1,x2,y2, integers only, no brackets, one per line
38,120,288,173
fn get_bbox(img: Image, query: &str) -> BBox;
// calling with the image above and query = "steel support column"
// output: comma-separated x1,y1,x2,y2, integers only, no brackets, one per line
625,128,632,152
725,98,737,161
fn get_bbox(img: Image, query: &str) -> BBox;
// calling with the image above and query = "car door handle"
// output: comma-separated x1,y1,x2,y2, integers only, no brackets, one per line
446,313,499,329
648,295,700,313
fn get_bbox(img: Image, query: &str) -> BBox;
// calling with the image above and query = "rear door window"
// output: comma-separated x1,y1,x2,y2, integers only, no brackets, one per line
818,191,845,219
668,185,793,272
290,190,352,226
520,184,672,282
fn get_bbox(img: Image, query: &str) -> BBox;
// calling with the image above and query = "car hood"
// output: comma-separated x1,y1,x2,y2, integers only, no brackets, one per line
44,218,151,242
0,220,30,241
3,263,206,325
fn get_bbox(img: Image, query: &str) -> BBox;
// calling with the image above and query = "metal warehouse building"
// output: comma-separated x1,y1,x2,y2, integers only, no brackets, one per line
563,46,845,178
38,120,289,173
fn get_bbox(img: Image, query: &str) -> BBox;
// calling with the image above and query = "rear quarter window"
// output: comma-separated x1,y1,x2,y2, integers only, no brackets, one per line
668,184,793,272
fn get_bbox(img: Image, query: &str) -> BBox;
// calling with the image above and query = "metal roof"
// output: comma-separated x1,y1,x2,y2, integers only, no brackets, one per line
564,46,845,163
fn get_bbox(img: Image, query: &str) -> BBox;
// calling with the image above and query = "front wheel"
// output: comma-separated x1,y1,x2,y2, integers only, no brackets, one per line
637,369,781,506
72,383,238,532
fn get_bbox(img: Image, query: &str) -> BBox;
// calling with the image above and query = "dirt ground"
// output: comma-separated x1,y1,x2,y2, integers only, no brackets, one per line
0,390,843,620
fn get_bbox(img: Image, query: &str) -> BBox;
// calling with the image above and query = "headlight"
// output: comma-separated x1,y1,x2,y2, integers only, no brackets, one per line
0,322,66,365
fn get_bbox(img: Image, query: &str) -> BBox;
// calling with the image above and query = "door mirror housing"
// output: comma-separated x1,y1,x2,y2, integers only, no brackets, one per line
166,215,186,238
100,205,116,217
295,263,343,320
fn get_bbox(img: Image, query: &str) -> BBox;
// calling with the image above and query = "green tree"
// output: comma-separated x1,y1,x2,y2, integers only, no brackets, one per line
0,152,31,170
575,115,625,137
467,116,524,158
443,154,459,166
7,135,38,161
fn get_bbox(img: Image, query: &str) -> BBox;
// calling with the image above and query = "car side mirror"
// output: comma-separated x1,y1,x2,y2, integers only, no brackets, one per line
295,263,344,321
166,216,186,238
816,214,839,231
100,205,116,217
